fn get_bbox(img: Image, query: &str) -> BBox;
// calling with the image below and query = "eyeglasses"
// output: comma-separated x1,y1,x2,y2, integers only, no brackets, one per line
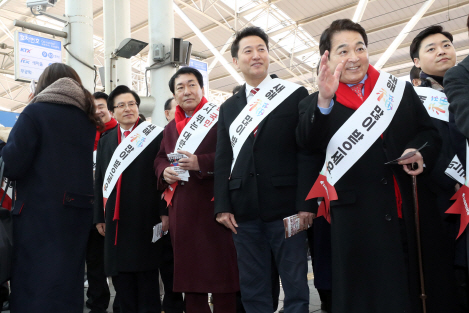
114,101,137,110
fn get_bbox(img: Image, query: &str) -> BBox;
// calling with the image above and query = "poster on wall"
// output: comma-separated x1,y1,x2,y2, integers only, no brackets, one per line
14,30,62,82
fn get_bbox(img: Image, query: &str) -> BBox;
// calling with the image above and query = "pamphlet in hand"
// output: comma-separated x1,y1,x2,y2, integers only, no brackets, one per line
283,214,311,238
167,152,189,182
152,222,168,243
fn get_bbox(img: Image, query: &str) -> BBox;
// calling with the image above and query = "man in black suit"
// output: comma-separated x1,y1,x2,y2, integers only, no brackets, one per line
94,85,164,313
214,26,314,313
444,12,469,304
297,19,455,313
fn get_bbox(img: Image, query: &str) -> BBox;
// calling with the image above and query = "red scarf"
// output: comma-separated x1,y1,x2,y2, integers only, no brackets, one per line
112,118,139,245
175,97,208,134
335,64,403,218
335,64,380,110
94,118,118,151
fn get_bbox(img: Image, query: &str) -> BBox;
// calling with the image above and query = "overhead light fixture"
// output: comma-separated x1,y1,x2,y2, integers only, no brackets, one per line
115,38,148,59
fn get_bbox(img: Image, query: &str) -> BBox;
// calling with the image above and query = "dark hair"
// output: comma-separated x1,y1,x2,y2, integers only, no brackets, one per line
410,25,453,60
164,97,174,111
231,26,269,58
93,91,108,101
35,63,103,129
410,66,421,81
232,85,243,95
319,19,368,58
107,85,140,112
168,67,204,94
467,14,469,31
139,114,146,121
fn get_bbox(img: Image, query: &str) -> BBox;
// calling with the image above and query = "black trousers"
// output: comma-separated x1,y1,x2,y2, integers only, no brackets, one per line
86,227,110,313
112,269,161,313
159,234,184,313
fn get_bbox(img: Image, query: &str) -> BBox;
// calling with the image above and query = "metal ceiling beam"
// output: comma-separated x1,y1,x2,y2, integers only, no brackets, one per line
352,0,368,22
173,2,244,84
374,0,435,70
367,0,469,35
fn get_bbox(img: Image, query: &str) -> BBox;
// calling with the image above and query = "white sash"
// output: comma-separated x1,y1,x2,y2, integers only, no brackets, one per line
173,101,219,153
321,72,406,185
414,87,449,122
102,121,163,199
445,154,466,185
414,86,464,184
229,78,301,172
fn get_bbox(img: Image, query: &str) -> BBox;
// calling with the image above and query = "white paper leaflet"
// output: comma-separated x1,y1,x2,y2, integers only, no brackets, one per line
171,101,220,180
167,152,189,182
283,214,311,238
152,222,168,243
102,121,164,199
445,154,466,185
321,72,406,186
414,86,449,122
229,78,301,172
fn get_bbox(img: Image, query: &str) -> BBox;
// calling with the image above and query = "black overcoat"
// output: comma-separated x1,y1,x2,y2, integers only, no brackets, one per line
214,78,313,221
94,119,163,276
1,102,95,313
296,82,458,313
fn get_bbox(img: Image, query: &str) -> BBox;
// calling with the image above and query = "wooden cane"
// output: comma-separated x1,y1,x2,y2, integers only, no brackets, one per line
412,174,427,313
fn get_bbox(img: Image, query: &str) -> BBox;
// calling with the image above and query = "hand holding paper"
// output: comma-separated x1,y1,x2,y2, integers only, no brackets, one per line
177,150,200,171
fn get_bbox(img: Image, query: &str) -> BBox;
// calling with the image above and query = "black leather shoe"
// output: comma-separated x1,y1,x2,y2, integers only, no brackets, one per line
2,301,10,311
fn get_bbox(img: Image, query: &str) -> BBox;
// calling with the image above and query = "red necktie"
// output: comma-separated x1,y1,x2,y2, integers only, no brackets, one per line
350,83,365,101
250,88,260,136
123,130,130,138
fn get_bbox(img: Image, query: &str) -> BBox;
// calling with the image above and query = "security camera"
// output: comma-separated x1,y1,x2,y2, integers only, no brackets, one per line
26,0,57,8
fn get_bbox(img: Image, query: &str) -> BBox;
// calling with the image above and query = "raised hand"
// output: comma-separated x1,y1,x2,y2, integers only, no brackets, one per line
317,51,344,108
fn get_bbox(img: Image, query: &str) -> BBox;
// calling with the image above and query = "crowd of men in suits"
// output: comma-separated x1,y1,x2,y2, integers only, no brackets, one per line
86,17,469,313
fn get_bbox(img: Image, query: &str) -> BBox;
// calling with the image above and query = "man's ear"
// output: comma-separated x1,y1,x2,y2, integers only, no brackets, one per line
233,57,239,69
413,58,421,69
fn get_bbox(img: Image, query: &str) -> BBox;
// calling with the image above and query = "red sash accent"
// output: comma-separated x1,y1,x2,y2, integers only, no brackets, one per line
446,185,469,239
111,118,139,245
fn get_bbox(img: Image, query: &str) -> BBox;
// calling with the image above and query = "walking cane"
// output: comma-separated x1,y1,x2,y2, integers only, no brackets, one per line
411,165,427,313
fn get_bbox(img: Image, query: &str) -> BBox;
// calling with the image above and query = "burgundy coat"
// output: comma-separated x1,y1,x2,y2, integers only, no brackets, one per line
154,120,239,293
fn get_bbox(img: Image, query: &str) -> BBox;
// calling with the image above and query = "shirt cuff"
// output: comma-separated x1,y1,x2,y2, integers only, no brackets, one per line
318,99,334,115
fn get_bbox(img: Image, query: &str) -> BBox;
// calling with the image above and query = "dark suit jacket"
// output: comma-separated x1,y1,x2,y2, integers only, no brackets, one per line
214,76,311,222
1,102,95,312
445,55,469,139
94,119,163,276
296,83,458,313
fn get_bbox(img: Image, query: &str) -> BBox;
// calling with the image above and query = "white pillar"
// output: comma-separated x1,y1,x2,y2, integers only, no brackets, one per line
149,0,175,127
103,0,116,94
114,0,132,88
65,0,94,92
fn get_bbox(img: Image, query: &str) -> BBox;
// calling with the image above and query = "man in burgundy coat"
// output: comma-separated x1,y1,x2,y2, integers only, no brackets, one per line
154,67,239,313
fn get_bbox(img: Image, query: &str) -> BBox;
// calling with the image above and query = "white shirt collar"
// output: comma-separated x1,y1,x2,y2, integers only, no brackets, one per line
245,75,272,99
120,122,137,138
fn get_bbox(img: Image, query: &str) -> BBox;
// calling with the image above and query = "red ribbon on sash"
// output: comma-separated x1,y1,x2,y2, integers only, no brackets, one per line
446,185,469,239
306,174,337,223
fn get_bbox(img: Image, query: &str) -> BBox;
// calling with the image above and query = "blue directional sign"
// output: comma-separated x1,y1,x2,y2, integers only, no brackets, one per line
0,111,19,127
186,59,209,92
14,31,62,82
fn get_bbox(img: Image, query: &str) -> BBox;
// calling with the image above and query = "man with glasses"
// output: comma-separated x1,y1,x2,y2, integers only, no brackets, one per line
94,85,165,313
